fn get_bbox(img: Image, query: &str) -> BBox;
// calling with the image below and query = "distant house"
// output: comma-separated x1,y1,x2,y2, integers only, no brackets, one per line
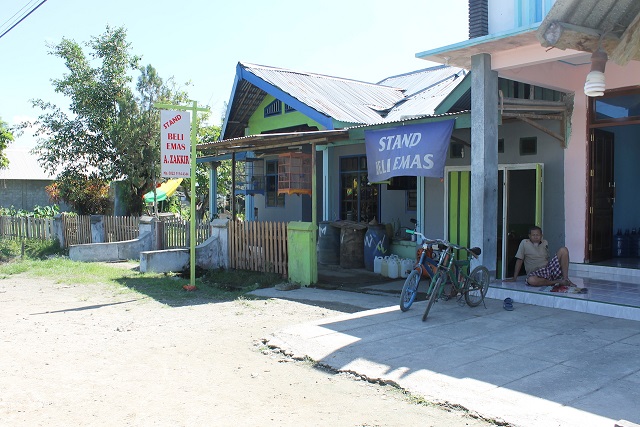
0,148,57,211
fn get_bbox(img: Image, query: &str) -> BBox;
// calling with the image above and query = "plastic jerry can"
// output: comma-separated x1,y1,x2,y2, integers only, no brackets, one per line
373,256,383,274
380,257,389,277
387,256,399,279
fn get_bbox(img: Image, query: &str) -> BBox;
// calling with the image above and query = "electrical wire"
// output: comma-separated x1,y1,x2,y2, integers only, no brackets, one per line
0,0,48,41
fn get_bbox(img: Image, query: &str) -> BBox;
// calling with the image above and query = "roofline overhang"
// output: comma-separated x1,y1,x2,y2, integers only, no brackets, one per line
238,63,335,129
197,129,348,157
416,24,591,72
220,63,337,140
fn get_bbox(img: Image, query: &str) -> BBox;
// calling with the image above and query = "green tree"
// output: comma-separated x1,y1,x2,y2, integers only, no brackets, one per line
0,117,13,170
27,26,191,215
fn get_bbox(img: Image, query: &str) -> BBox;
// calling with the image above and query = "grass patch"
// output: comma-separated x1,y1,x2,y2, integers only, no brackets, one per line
0,238,65,262
0,257,284,306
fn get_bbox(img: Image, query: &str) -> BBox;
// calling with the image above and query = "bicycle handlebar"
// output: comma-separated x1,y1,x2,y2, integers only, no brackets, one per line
406,229,481,258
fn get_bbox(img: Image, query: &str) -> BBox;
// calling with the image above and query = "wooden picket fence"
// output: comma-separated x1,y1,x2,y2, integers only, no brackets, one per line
228,220,288,276
162,217,213,249
104,216,139,242
60,214,92,247
0,216,55,240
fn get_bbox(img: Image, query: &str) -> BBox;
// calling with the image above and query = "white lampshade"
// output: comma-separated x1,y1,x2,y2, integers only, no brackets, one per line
584,70,606,97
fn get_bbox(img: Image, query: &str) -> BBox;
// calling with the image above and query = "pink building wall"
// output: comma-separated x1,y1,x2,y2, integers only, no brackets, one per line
489,45,640,263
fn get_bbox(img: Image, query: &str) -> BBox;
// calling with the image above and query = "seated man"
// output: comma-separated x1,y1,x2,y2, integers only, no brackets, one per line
503,226,574,287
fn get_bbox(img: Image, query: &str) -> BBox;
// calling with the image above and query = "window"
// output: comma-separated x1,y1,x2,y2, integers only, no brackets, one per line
264,99,282,117
498,138,505,153
265,160,285,207
406,190,417,211
593,91,640,124
284,103,295,113
450,143,465,158
339,155,378,222
519,137,537,155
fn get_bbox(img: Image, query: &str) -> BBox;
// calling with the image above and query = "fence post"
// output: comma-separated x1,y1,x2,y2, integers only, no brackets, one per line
53,214,66,248
90,215,105,243
138,216,158,249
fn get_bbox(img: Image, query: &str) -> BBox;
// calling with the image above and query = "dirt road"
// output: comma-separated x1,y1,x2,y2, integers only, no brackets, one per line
0,272,493,426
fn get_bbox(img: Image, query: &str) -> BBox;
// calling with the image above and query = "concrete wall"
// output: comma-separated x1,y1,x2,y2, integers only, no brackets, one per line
0,179,56,211
139,219,229,273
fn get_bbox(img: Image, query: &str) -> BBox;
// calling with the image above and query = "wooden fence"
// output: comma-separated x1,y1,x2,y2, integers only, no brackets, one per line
161,217,213,249
0,216,55,240
60,214,91,246
228,220,288,277
104,216,139,242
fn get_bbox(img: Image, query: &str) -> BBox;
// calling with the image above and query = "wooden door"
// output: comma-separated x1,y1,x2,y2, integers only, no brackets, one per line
588,129,615,263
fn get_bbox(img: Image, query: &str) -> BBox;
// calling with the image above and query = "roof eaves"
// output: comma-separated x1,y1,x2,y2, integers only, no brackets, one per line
239,64,335,130
415,24,540,68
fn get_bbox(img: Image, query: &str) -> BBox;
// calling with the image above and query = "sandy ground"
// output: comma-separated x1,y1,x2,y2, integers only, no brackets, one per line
0,268,494,427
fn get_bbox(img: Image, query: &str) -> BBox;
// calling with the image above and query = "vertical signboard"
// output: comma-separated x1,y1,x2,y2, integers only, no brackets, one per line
161,110,191,178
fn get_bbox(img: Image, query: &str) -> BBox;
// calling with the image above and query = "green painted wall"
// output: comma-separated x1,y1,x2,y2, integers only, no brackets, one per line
287,221,317,285
247,95,325,135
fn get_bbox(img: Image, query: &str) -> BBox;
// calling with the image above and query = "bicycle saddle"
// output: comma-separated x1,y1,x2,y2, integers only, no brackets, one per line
470,247,482,256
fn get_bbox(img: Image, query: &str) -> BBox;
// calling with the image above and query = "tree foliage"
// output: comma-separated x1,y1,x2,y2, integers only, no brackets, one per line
0,117,14,170
45,171,110,215
27,26,192,215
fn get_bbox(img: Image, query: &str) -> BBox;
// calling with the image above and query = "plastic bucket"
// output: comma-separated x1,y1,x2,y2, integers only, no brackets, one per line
317,221,340,265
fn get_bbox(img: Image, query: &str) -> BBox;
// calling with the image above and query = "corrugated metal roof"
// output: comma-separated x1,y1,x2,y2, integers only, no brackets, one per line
0,148,54,181
381,68,468,121
377,65,466,97
221,62,468,140
242,62,405,123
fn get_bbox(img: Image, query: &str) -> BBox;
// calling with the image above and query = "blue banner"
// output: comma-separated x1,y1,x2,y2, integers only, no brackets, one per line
364,120,455,182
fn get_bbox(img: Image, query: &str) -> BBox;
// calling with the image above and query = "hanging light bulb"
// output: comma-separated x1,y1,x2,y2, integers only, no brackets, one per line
584,49,608,97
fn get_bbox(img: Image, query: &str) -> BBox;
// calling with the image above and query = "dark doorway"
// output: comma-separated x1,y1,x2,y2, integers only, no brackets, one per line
587,129,615,263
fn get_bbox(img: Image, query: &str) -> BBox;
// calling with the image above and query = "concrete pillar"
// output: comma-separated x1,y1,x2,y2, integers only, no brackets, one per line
90,215,105,243
53,214,65,248
470,53,498,276
138,215,158,250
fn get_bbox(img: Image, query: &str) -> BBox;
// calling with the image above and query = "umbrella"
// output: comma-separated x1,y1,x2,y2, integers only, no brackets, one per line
143,179,183,204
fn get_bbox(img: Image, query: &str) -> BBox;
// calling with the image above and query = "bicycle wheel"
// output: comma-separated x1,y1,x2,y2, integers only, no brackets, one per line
422,271,445,321
464,265,490,307
400,269,421,312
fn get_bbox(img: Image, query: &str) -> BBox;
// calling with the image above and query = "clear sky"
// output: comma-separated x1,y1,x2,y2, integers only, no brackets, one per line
0,0,468,148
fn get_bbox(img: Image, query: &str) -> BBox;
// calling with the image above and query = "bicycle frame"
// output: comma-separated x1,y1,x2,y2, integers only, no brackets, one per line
415,241,439,279
427,242,478,300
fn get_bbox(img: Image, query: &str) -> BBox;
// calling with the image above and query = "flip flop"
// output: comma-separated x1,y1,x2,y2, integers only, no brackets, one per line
503,297,514,311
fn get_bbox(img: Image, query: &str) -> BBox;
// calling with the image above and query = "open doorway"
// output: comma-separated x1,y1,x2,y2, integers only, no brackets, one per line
498,166,542,279
447,164,542,280
587,89,640,266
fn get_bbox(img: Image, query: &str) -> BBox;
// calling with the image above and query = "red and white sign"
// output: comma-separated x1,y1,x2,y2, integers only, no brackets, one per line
160,110,191,178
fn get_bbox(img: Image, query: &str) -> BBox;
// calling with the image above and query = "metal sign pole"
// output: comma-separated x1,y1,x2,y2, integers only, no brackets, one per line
154,101,209,289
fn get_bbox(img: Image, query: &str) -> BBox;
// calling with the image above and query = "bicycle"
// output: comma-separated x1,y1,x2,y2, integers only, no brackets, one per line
403,231,490,321
399,236,440,312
